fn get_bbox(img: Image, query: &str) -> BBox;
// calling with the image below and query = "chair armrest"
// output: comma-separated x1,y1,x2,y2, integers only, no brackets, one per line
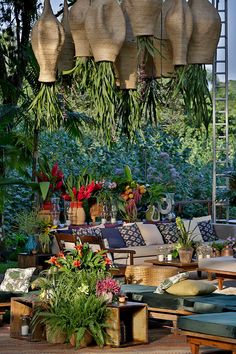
108,249,136,265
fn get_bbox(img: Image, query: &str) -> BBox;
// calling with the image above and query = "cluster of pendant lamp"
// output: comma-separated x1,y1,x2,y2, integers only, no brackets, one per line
31,0,221,90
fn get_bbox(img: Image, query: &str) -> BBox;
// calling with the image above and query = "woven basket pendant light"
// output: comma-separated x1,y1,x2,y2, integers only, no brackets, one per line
187,0,221,64
165,0,193,66
58,0,75,72
115,6,137,89
31,0,65,82
85,0,126,62
123,0,162,37
69,0,92,58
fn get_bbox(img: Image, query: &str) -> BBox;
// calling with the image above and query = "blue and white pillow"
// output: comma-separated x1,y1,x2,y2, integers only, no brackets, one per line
119,224,146,247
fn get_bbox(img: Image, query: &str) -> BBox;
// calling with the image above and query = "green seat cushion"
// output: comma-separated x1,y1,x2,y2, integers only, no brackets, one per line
178,312,236,338
0,291,24,301
183,294,236,313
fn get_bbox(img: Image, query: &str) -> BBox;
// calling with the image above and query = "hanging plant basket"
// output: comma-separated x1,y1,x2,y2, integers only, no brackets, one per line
85,0,126,62
31,0,65,82
69,0,92,58
58,0,75,73
187,0,221,64
165,0,193,65
123,0,162,36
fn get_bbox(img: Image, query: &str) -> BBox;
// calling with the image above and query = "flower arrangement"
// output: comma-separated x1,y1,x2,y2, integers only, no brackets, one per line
96,277,121,302
37,161,64,201
47,243,112,272
225,236,236,248
121,183,146,221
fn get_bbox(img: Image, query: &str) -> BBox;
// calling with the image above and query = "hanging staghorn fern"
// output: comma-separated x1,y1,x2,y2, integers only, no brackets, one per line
63,57,95,93
171,64,212,132
139,77,162,126
116,89,141,141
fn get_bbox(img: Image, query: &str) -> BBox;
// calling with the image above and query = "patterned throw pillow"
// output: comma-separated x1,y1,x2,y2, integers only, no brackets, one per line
119,223,146,247
198,220,219,242
157,223,180,244
0,267,36,293
154,272,190,294
75,227,103,239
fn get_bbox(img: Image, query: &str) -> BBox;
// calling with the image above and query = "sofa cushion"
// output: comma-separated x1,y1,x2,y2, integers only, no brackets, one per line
198,220,219,242
154,272,189,294
76,226,103,238
166,279,216,296
119,224,146,247
136,223,164,246
157,222,180,244
0,267,36,293
183,219,203,242
101,228,126,248
178,312,236,339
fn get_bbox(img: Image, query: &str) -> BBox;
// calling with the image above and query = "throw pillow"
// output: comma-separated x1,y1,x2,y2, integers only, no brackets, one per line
119,224,146,247
0,267,36,293
154,272,189,294
166,279,217,296
101,228,126,248
157,223,180,244
198,220,219,242
136,223,164,246
76,227,103,238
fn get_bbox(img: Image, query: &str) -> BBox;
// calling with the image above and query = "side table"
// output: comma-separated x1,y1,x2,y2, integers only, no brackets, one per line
10,294,44,341
106,301,148,347
18,253,52,271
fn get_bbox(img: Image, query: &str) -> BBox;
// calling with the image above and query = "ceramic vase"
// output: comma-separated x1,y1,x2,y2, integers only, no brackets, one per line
165,0,193,65
76,201,86,225
187,0,221,64
25,235,38,254
31,0,65,82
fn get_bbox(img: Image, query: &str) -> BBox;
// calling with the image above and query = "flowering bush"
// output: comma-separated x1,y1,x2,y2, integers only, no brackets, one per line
47,243,112,271
96,277,121,301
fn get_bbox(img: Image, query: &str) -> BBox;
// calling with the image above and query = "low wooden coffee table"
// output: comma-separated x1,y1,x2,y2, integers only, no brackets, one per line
145,259,201,276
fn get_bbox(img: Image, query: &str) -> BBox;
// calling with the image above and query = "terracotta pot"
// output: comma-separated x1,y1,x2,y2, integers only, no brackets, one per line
165,0,193,65
85,0,126,62
69,0,92,57
178,247,194,263
187,0,221,64
31,0,65,82
123,0,162,36
58,0,75,72
70,330,93,348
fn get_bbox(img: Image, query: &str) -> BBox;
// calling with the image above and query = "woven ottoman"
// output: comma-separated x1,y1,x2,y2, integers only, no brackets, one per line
125,265,179,286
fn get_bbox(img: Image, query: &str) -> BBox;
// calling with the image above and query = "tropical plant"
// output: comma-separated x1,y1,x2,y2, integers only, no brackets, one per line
16,210,43,236
175,217,197,249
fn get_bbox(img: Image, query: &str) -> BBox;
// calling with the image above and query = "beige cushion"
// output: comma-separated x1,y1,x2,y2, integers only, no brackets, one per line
137,223,164,246
64,241,76,250
0,267,36,293
166,279,217,296
183,219,203,242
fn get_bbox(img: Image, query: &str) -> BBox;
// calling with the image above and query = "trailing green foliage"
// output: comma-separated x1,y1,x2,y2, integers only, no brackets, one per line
137,36,159,59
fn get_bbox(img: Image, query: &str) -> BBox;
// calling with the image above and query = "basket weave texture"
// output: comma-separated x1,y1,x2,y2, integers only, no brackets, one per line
85,0,126,62
69,0,91,57
58,0,75,72
31,0,65,82
125,265,179,286
124,0,162,36
187,0,221,64
165,0,193,65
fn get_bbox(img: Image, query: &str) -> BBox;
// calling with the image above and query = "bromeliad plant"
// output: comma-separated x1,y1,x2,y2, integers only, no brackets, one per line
47,243,112,272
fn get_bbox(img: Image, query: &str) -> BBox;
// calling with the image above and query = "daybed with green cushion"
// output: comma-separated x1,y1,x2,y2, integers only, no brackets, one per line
120,284,236,332
178,312,236,353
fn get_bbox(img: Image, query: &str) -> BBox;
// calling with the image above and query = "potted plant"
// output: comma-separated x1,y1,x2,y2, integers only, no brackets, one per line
175,217,197,263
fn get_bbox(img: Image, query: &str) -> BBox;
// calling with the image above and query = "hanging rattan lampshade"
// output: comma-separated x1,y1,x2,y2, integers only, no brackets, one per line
31,0,65,82
69,0,92,58
115,6,138,89
187,0,221,64
85,0,126,62
58,0,75,72
165,0,193,66
123,0,162,37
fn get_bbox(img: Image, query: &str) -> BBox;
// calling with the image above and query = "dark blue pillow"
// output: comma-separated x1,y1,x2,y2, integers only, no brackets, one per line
101,228,126,249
